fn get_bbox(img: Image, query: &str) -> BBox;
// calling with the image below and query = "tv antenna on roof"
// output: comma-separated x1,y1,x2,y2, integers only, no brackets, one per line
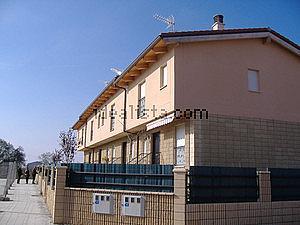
110,68,122,76
153,14,175,32
99,79,109,86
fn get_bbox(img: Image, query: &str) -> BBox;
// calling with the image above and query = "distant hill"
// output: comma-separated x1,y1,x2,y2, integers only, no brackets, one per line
27,161,42,171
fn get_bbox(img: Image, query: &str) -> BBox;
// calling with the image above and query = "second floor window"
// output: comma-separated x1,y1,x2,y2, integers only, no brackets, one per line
138,82,146,118
81,128,84,144
101,111,105,126
160,64,168,88
90,121,94,141
110,104,115,131
98,113,101,129
248,69,260,92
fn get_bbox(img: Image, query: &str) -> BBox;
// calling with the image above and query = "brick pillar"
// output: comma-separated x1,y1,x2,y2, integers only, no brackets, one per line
52,166,67,224
50,166,54,190
44,167,49,197
257,170,271,202
173,166,187,225
38,166,43,192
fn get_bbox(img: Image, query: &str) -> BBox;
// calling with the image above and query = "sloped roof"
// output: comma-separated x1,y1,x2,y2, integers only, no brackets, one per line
160,28,299,50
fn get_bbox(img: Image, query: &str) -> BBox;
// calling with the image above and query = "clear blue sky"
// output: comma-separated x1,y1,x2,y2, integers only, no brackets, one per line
0,0,299,163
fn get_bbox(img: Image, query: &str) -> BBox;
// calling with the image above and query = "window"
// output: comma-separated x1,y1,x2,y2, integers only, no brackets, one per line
138,82,146,118
98,113,101,129
81,128,84,145
90,121,94,141
107,147,110,163
160,64,168,88
130,141,135,159
143,140,147,155
110,104,115,131
112,145,116,161
176,124,185,165
248,69,260,92
88,152,92,163
98,149,102,163
101,111,105,126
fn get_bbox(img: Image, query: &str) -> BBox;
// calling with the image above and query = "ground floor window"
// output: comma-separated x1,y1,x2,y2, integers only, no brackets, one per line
175,124,185,165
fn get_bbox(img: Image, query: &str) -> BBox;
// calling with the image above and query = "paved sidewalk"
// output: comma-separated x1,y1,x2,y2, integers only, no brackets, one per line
0,179,53,225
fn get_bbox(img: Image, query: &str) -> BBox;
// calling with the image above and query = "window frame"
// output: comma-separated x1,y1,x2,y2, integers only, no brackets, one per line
247,69,260,93
110,104,116,131
97,113,101,129
138,81,146,118
143,139,147,155
90,120,94,141
81,128,84,145
101,111,105,126
160,64,168,89
111,145,116,161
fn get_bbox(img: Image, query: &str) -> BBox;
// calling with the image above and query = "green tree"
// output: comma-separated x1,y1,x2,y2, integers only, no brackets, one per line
38,151,54,165
0,139,26,165
59,129,77,163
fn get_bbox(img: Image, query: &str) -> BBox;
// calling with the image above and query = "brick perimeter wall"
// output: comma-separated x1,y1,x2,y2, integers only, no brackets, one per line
46,187,55,217
63,188,174,225
194,114,300,168
186,201,300,225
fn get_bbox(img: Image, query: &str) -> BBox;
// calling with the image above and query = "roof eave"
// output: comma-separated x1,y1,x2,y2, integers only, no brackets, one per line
114,35,163,85
162,29,300,56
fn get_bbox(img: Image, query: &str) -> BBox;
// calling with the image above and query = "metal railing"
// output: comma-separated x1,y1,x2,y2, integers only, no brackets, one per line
138,152,152,163
66,163,174,192
0,161,17,200
186,166,259,204
112,157,122,163
270,168,300,201
128,152,160,164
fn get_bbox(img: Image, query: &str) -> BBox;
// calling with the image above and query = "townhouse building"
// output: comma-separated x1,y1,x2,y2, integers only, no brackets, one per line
73,15,300,169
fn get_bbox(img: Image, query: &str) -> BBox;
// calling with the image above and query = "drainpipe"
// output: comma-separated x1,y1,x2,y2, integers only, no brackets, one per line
114,83,136,136
114,82,144,164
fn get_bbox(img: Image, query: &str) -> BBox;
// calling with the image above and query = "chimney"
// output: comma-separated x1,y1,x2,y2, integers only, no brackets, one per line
212,14,224,30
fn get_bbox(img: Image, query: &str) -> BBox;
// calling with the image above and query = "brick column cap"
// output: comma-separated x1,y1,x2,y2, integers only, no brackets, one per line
55,166,68,169
257,170,270,175
173,166,187,173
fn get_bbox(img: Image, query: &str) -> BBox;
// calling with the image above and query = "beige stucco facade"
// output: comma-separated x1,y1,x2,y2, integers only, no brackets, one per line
174,38,300,122
75,30,300,168
78,48,175,151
